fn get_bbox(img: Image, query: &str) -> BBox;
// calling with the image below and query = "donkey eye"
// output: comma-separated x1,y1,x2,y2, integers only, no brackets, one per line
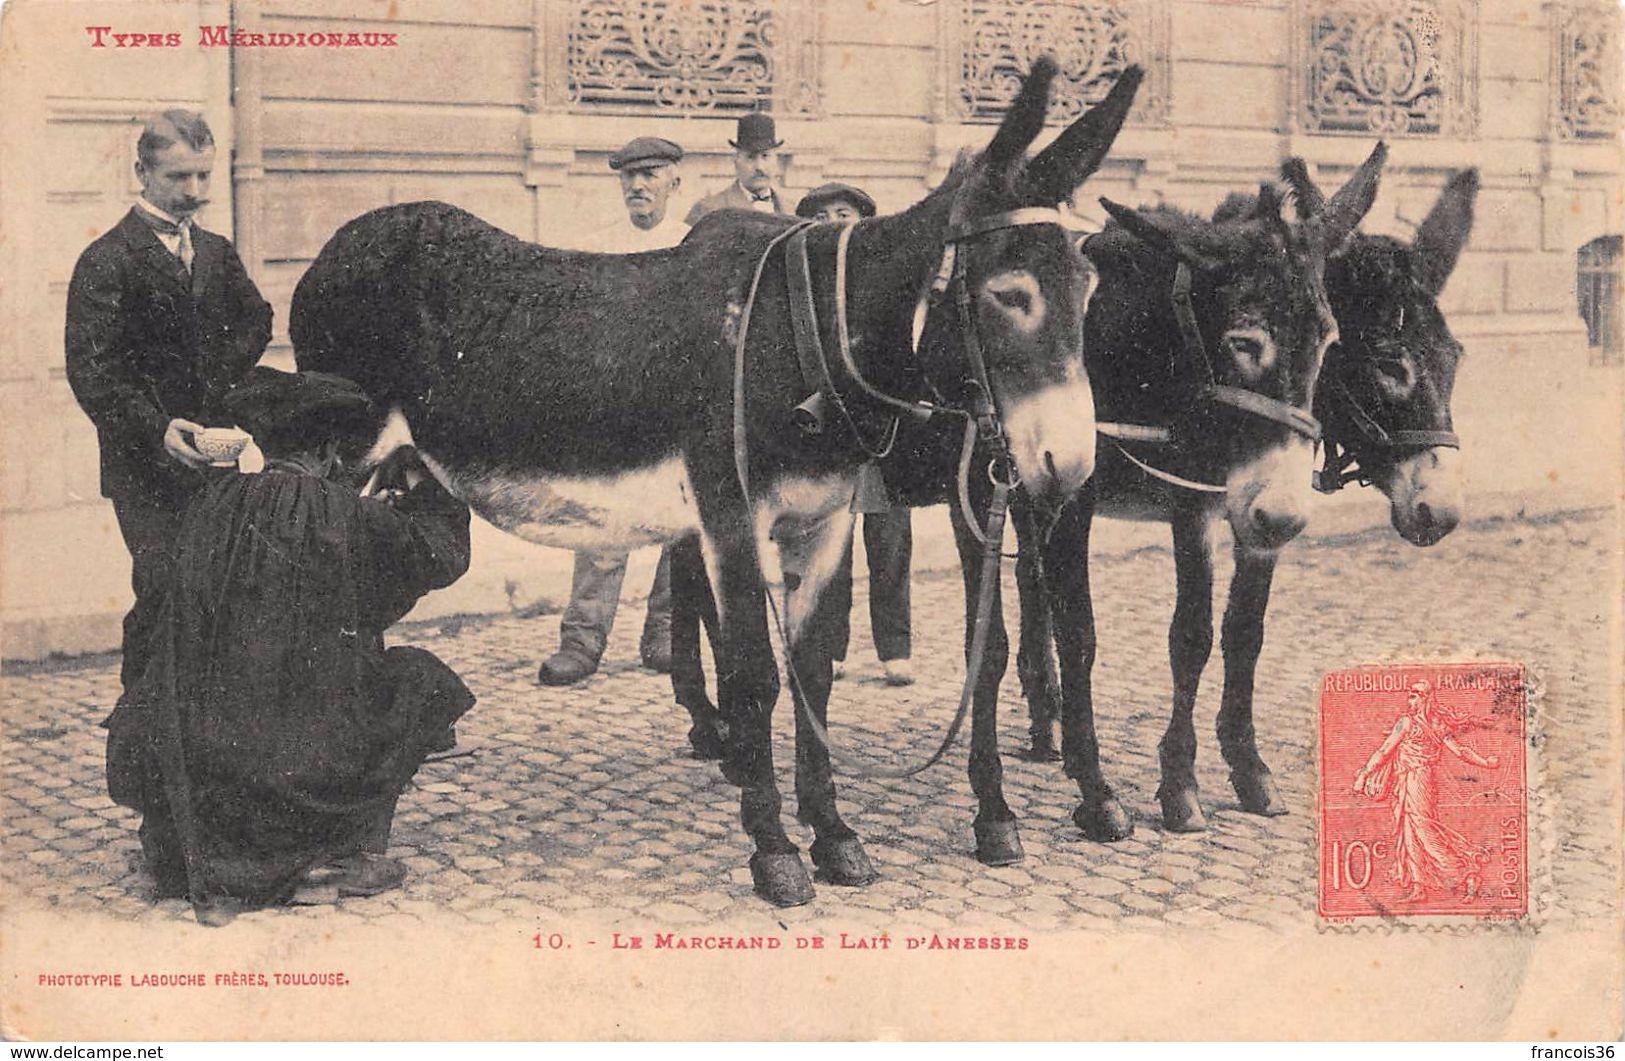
991,285,1033,314
1225,334,1266,361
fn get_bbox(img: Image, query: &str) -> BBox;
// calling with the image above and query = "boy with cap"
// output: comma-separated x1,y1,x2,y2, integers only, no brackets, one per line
538,135,692,685
795,183,915,686
685,112,787,222
106,368,475,925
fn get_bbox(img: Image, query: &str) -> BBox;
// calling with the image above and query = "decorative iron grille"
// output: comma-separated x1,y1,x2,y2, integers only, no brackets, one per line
1295,0,1477,138
941,0,1169,125
552,0,817,116
1552,3,1621,141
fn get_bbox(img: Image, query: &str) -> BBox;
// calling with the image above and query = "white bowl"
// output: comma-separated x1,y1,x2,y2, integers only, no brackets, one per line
195,427,250,464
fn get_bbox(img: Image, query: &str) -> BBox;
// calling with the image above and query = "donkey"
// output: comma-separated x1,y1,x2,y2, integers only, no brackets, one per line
1012,156,1483,841
291,59,1141,906
946,147,1388,852
845,147,1382,864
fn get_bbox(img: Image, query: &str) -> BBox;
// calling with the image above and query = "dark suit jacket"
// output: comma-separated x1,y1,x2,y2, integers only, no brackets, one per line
66,209,273,502
684,181,784,224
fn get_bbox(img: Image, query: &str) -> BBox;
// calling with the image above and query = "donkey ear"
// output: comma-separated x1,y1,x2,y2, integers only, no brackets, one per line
1025,65,1144,205
1280,157,1325,220
1320,141,1388,250
1412,168,1479,296
1100,198,1223,273
982,55,1058,176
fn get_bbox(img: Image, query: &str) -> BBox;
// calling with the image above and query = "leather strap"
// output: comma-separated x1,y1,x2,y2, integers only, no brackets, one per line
1204,384,1323,442
947,206,1097,241
1171,262,1215,387
1106,437,1228,494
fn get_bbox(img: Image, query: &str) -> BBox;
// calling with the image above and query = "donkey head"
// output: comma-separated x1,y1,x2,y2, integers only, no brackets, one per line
1099,142,1387,552
917,59,1142,503
1309,166,1477,545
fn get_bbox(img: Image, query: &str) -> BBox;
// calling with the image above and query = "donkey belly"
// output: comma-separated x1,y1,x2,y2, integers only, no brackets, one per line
432,454,701,552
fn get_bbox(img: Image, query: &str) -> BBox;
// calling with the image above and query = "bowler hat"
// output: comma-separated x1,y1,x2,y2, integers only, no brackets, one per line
608,136,684,171
224,367,374,447
796,182,878,220
729,113,783,152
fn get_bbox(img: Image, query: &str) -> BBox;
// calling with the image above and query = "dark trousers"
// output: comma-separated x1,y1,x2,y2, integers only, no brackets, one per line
829,509,913,663
110,489,188,697
556,545,674,662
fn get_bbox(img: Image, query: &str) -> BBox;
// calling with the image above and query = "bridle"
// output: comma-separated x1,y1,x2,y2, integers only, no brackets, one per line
1312,373,1460,493
731,204,1094,779
784,207,1098,545
1096,260,1326,494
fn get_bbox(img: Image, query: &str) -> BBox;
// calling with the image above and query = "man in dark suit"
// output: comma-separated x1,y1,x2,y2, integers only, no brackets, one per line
684,113,787,222
65,110,273,698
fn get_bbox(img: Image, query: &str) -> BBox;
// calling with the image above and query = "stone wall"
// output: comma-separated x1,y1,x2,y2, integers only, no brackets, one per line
3,0,1619,660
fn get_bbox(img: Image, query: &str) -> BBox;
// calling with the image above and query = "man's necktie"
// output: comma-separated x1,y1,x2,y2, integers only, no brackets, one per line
176,221,194,274
141,212,194,273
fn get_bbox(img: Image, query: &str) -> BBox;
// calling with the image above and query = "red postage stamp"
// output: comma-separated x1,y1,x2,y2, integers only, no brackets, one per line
1318,662,1528,922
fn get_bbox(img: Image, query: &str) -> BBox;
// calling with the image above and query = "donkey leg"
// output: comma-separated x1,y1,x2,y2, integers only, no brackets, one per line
777,509,878,888
1218,544,1288,816
699,508,811,907
948,494,1021,867
1012,499,1062,762
668,534,726,760
1045,488,1133,841
1158,507,1215,833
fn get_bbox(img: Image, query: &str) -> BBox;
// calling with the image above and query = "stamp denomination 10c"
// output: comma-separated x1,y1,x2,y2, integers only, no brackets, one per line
1318,663,1527,922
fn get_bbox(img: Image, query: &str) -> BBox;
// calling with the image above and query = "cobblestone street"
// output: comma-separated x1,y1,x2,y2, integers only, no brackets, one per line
3,509,1618,940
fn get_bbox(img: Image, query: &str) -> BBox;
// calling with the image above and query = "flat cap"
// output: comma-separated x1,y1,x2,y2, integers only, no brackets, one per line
795,182,878,220
608,136,684,171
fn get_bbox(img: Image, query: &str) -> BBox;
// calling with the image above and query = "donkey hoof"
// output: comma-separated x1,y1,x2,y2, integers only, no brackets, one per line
973,818,1025,866
1016,739,1063,763
1159,788,1208,833
810,836,880,887
1232,770,1289,817
1072,800,1134,842
749,852,815,907
687,723,726,761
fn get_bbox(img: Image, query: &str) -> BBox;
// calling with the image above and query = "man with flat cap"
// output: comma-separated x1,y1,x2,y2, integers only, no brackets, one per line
537,135,691,686
686,112,787,222
794,183,916,686
106,367,475,925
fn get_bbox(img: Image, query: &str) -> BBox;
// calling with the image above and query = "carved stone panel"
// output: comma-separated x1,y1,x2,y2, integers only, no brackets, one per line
537,0,818,116
1552,2,1621,141
939,0,1169,126
1294,0,1478,138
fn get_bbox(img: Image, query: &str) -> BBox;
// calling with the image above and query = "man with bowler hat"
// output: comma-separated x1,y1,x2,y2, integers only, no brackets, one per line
686,112,787,222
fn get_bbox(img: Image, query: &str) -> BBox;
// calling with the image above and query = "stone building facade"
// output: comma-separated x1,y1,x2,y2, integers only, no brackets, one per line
2,0,1620,658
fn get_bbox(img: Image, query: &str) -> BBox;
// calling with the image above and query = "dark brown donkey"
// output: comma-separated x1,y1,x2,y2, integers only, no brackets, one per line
291,60,1141,906
852,147,1383,865
1012,156,1479,843
941,147,1387,860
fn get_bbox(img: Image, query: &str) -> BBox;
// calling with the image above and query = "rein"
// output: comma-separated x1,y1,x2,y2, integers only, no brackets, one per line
734,206,1083,779
1098,261,1324,494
